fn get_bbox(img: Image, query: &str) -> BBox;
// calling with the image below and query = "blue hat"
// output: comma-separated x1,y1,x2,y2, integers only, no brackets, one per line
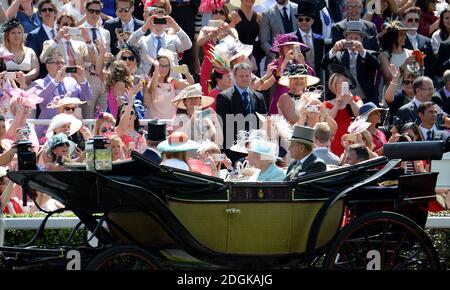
46,133,76,158
359,102,388,119
157,132,199,153
247,139,278,161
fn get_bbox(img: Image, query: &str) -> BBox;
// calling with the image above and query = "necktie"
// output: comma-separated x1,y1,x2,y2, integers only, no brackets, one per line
91,28,97,43
156,36,162,54
56,82,65,96
321,10,330,26
66,41,76,66
50,29,56,39
412,35,418,50
281,7,293,33
242,91,251,114
286,160,301,180
426,130,433,141
304,34,315,68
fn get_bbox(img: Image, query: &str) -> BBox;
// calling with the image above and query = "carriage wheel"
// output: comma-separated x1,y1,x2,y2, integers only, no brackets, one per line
324,211,441,270
86,245,161,270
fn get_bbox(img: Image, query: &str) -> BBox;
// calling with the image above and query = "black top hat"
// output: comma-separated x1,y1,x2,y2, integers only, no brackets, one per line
147,120,166,142
328,63,357,89
295,0,318,17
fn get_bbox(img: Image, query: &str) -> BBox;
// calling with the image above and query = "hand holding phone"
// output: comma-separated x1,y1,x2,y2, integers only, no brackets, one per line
293,44,301,59
66,66,77,73
344,41,354,50
172,65,188,75
5,72,16,80
208,19,223,28
341,81,349,95
68,27,80,37
153,17,167,25
211,153,224,162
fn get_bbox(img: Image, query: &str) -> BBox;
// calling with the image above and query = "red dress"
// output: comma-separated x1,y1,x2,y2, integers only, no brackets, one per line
208,87,221,111
200,41,214,95
324,95,361,156
371,129,387,153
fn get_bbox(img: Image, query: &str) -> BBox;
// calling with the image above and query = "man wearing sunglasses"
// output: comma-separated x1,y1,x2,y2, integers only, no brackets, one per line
104,0,144,55
25,0,58,79
79,0,111,118
31,52,93,138
293,0,324,79
401,7,434,78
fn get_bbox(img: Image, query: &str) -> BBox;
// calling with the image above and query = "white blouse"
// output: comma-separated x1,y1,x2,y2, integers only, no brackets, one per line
5,47,36,72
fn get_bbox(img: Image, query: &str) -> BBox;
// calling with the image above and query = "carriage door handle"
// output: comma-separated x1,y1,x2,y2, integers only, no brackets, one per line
225,208,241,215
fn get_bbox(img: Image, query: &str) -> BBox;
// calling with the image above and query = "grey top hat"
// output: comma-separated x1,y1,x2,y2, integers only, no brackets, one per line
289,125,315,146
344,21,366,37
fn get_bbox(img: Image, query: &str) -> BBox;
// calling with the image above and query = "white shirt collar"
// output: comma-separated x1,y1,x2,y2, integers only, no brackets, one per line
276,2,290,12
42,23,55,38
407,31,418,37
85,22,98,29
299,152,313,164
150,31,165,38
299,29,312,38
419,124,437,139
412,97,422,108
121,19,134,31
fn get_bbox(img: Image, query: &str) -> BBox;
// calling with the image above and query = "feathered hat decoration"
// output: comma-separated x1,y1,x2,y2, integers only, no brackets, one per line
0,45,14,61
144,0,157,10
8,87,44,109
199,0,226,13
207,46,230,74
1,17,21,33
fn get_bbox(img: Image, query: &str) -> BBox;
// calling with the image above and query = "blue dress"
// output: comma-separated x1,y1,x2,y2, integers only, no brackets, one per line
17,11,41,33
257,163,285,182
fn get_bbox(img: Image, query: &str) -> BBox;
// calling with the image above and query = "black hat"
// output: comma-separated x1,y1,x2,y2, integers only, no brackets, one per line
146,120,166,142
2,18,21,33
295,0,318,17
328,63,357,89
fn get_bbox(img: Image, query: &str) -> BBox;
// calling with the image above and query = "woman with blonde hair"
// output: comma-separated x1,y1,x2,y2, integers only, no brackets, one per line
93,112,116,136
2,18,39,87
323,64,363,156
107,134,127,161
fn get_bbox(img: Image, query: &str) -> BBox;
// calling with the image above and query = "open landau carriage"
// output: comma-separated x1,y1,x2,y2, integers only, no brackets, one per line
1,141,448,270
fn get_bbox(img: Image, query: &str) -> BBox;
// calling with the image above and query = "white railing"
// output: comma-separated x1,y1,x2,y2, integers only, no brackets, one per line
23,118,174,128
2,216,450,230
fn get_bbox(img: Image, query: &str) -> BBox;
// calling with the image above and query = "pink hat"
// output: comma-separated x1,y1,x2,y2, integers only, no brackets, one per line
9,87,44,109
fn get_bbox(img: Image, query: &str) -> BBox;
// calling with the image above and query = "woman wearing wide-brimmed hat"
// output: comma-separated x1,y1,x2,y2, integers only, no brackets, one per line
378,21,418,87
363,0,399,33
358,102,388,155
267,33,313,115
276,63,320,125
246,139,285,182
157,131,199,171
171,84,223,144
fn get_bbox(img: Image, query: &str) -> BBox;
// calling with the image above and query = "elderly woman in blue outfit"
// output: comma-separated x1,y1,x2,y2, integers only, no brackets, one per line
246,139,285,182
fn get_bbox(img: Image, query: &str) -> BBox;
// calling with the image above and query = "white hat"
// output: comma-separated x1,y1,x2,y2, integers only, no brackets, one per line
46,92,86,109
171,84,214,109
45,113,82,139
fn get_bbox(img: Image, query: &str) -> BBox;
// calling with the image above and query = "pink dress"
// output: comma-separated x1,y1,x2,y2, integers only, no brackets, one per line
145,79,176,120
107,88,119,118
120,130,146,153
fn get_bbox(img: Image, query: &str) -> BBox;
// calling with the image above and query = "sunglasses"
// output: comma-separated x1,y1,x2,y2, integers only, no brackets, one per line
406,18,420,23
403,80,413,85
61,22,74,27
212,10,225,15
298,17,312,22
117,7,131,13
121,55,135,61
40,7,55,13
88,9,101,15
101,127,114,133
121,110,135,115
63,107,77,112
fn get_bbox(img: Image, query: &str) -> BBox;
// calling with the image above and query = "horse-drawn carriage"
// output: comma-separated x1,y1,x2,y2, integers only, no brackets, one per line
1,141,448,270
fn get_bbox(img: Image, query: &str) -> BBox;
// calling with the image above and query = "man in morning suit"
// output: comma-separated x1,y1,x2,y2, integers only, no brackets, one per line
216,62,267,163
284,125,327,181
143,120,166,164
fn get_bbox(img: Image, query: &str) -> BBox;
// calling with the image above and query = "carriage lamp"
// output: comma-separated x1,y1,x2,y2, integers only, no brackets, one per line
86,136,112,171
